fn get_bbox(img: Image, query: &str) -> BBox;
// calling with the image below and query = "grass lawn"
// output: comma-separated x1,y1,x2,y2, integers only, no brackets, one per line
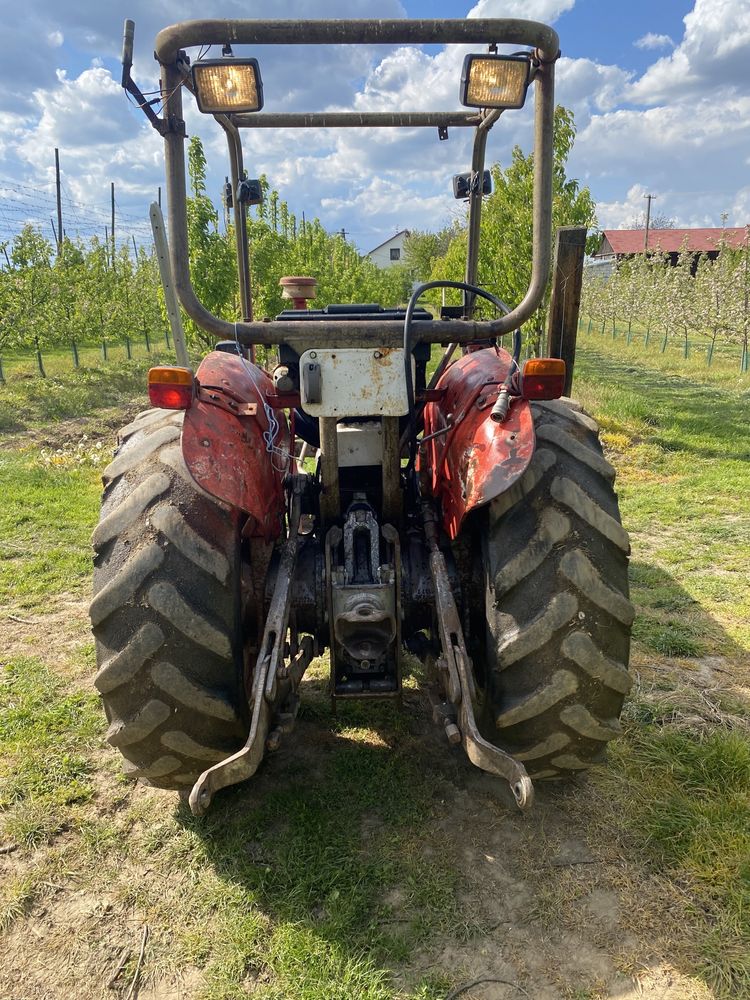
0,342,748,999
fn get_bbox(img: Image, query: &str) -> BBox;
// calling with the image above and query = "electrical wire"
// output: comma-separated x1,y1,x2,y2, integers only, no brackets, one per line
402,279,521,470
233,322,292,473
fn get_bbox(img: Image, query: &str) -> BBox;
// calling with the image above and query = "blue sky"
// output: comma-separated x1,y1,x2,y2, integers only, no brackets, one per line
0,0,748,257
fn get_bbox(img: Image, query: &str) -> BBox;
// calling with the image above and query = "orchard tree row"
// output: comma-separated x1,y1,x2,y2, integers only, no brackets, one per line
2,107,603,361
0,136,412,356
581,235,750,363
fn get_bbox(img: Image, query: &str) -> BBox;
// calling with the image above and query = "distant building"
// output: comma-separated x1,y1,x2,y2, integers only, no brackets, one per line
366,230,410,268
593,227,748,268
584,256,615,281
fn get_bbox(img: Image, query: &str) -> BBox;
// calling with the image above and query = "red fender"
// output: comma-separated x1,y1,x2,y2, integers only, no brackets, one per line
182,352,289,541
422,347,535,540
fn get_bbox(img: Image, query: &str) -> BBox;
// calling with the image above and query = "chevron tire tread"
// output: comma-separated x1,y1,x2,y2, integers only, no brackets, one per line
90,409,248,789
482,398,633,778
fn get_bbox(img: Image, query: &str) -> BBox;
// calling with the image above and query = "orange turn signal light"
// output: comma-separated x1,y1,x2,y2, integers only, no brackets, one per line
148,366,194,410
520,358,566,400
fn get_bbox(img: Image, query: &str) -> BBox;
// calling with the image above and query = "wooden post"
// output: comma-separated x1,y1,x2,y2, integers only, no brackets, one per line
546,226,587,397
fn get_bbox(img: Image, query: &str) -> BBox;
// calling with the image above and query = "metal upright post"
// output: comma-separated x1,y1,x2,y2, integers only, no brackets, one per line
54,148,63,256
150,202,190,368
111,182,116,265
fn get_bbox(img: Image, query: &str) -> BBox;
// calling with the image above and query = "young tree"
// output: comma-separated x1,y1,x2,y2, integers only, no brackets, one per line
666,239,700,356
186,135,238,346
430,106,597,349
403,224,460,282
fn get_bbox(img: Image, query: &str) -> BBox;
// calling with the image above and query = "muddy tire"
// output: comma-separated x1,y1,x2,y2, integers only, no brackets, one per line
480,398,633,778
90,408,249,789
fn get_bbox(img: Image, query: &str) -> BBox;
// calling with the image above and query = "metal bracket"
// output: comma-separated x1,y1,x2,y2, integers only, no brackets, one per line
422,501,533,810
197,385,258,416
188,480,310,815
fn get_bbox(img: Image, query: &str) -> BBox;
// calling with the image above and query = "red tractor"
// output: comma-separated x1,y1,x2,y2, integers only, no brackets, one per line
91,17,632,815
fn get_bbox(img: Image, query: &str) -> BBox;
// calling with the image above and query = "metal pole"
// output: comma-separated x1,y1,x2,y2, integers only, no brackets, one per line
111,182,116,265
464,109,501,316
643,193,655,250
157,26,556,348
150,201,190,368
54,148,63,256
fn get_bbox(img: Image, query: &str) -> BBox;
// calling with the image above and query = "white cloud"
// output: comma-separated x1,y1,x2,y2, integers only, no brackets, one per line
1,0,749,259
595,183,649,229
468,0,574,21
628,0,750,105
634,33,674,51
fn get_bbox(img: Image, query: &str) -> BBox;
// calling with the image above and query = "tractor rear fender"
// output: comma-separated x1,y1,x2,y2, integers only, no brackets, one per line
422,347,535,540
181,351,289,541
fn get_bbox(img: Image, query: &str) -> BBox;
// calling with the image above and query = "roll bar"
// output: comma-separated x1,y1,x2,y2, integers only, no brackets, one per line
153,19,558,349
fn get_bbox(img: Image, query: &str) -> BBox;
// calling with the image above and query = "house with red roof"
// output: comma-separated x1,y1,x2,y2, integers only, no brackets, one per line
593,227,749,268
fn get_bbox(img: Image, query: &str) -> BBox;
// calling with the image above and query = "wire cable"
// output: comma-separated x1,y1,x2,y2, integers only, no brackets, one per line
402,279,520,470
233,322,292,472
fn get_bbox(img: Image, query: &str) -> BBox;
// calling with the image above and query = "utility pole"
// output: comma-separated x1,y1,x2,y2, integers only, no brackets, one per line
158,186,162,209
110,182,116,266
643,193,656,250
54,148,63,256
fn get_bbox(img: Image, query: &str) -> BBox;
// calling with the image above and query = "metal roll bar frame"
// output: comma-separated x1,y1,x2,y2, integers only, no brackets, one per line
152,19,559,351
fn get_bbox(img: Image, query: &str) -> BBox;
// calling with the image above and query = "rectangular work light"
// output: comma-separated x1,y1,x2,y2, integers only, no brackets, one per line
459,54,531,110
192,58,264,114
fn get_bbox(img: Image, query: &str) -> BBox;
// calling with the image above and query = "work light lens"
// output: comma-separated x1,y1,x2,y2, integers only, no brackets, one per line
460,55,530,110
192,59,263,113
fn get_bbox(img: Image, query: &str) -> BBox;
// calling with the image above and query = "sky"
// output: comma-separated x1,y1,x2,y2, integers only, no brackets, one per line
0,0,749,256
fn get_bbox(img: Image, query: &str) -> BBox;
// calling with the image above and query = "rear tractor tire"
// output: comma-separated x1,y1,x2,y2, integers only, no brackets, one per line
90,408,250,790
480,398,634,779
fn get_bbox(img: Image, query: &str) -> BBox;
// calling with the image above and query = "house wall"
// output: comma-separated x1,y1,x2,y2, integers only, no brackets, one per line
367,233,408,269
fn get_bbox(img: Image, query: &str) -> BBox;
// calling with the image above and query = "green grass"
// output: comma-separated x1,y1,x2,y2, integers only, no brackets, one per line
574,341,750,654
0,655,102,851
578,314,750,388
574,340,750,996
606,717,750,995
0,355,162,432
0,452,102,609
0,333,749,997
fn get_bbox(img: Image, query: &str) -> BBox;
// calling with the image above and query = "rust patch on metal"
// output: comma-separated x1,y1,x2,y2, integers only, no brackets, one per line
182,351,288,541
421,347,535,539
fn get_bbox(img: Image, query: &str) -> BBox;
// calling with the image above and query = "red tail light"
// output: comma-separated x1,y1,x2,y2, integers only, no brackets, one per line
520,358,565,400
148,366,194,409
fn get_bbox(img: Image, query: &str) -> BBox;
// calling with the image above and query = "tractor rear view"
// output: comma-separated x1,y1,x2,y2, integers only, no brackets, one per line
91,17,632,815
